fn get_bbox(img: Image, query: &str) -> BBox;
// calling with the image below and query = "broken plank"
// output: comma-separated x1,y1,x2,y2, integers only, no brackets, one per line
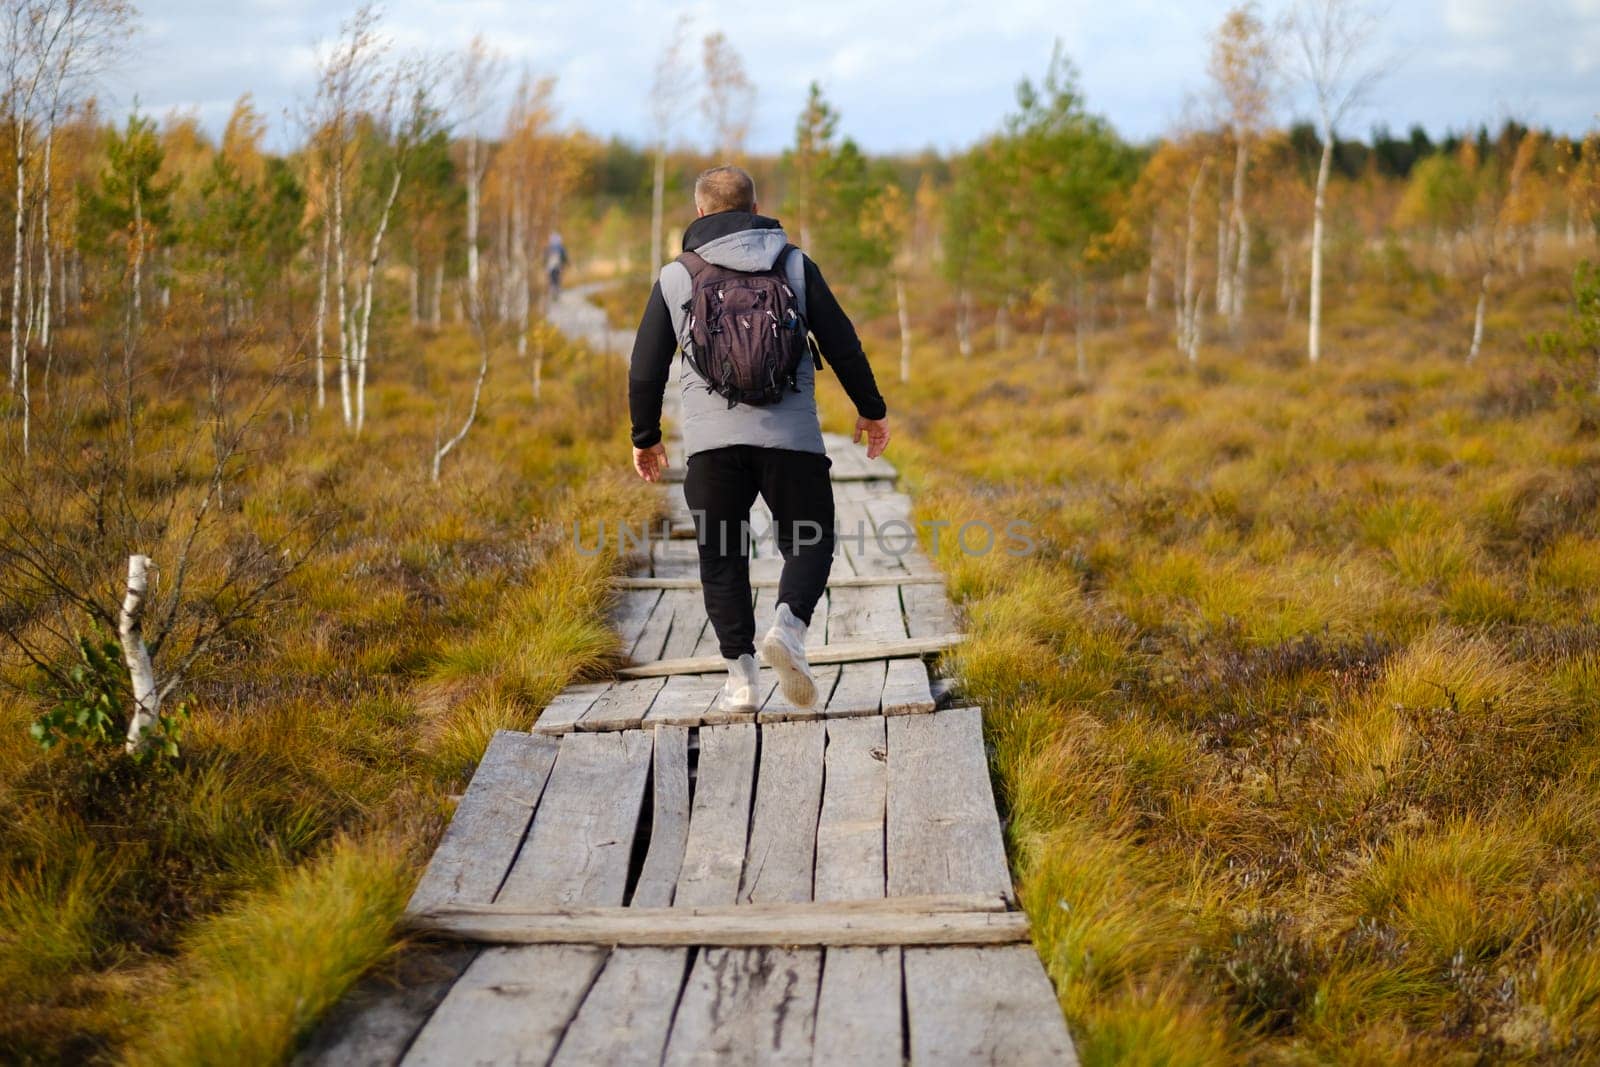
903,946,1078,1066
631,725,690,908
674,722,757,907
406,730,560,915
886,707,1014,901
880,657,936,716
617,633,964,678
496,730,653,907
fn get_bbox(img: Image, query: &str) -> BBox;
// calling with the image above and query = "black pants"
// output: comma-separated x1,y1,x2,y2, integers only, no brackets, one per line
683,445,835,659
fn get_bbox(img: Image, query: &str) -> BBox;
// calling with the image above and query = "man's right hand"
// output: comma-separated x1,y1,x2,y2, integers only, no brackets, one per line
853,416,890,459
633,443,669,482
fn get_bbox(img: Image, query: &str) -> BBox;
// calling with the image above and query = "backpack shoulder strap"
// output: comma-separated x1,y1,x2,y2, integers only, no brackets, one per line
677,250,712,281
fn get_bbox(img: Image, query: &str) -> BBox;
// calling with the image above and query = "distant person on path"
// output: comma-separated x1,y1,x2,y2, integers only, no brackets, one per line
629,165,891,714
546,231,569,300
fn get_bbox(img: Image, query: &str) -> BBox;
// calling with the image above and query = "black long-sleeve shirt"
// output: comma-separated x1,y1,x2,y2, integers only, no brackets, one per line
628,217,887,450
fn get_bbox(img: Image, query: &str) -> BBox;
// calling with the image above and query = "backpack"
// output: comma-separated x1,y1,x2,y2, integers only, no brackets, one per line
676,245,819,408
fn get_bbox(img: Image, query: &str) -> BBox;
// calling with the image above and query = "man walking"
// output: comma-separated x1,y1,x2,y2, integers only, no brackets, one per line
629,165,890,713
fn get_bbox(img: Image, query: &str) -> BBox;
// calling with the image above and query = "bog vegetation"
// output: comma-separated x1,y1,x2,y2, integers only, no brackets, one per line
1,0,1597,1062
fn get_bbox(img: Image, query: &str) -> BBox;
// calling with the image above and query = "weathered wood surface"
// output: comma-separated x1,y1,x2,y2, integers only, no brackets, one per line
404,730,558,915
616,632,964,678
887,707,1015,902
410,897,1026,946
313,287,1075,1066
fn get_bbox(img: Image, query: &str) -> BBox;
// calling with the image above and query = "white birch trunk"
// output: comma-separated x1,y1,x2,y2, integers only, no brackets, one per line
1468,265,1491,364
39,125,51,359
353,166,404,435
315,212,329,409
466,133,481,293
1307,129,1333,364
1228,134,1249,327
334,157,352,427
10,116,25,391
121,554,161,754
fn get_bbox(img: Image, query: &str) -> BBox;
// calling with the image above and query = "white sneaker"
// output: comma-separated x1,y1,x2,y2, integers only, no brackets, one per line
760,603,817,708
720,653,760,714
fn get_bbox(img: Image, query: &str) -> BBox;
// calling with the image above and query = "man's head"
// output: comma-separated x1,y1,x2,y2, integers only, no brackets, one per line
694,165,757,217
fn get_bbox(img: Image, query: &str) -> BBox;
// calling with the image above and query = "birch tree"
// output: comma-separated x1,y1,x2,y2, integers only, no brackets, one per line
700,31,755,161
1208,2,1275,330
1284,0,1384,363
647,14,694,271
455,35,502,304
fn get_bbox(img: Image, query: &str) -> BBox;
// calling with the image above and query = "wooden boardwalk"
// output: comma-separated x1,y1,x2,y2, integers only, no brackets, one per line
301,290,1076,1066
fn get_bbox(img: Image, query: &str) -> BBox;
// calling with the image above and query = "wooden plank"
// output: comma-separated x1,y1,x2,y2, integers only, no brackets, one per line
404,728,651,1066
631,725,690,907
406,731,560,915
575,676,666,732
880,657,936,716
661,946,820,1064
811,714,902,1064
826,585,907,641
814,717,887,902
759,662,839,723
887,707,1014,901
825,659,887,718
399,945,608,1066
657,588,709,661
739,721,825,904
630,588,676,660
496,730,654,907
643,672,723,727
903,946,1078,1066
903,581,957,639
410,898,1026,946
547,948,687,1067
812,947,902,1067
534,680,610,735
610,588,662,652
611,574,944,590
650,537,700,577
617,633,964,678
674,722,757,907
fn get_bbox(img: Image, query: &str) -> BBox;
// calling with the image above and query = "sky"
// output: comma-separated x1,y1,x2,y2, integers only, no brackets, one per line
109,0,1600,154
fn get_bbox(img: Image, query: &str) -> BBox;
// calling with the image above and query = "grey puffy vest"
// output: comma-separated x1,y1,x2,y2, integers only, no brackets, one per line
660,226,825,458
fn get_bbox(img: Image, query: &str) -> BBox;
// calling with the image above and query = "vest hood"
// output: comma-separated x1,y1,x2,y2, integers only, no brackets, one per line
681,210,791,272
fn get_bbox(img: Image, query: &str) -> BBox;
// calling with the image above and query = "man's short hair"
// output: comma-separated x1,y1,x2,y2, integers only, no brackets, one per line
694,165,756,214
